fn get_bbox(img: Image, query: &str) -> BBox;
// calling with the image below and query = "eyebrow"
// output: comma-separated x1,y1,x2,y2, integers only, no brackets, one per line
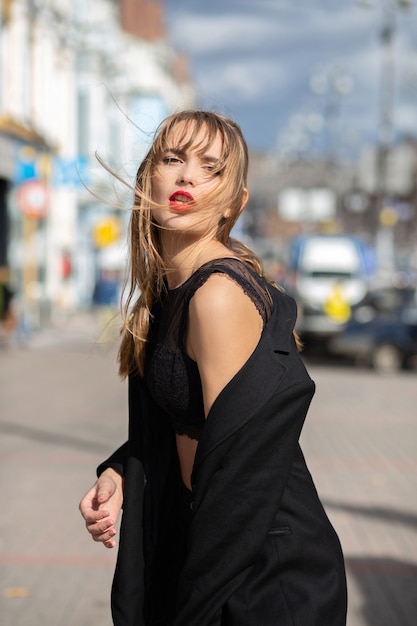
163,148,185,157
163,148,220,164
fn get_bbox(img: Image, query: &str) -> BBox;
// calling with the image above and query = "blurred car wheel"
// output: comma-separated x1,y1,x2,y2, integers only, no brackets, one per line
371,343,403,374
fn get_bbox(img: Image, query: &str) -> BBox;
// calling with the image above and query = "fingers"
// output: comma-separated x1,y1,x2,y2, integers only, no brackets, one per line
86,515,117,548
79,472,123,549
81,504,111,524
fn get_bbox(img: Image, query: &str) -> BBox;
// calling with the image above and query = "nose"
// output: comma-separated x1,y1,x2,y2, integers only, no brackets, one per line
176,162,195,186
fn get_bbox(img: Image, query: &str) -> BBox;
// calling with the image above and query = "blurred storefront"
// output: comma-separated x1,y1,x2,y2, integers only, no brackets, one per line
0,0,195,330
0,117,56,328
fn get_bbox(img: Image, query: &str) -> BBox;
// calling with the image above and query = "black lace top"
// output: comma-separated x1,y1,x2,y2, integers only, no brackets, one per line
145,258,273,440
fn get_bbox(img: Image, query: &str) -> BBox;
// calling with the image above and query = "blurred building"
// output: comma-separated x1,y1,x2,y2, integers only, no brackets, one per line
0,0,195,328
246,139,417,283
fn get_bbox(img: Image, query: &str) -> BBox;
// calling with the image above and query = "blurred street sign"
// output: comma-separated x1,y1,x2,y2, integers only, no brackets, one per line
16,180,48,218
93,217,121,248
379,205,398,227
14,147,89,187
53,156,89,187
14,145,38,183
358,144,416,195
278,187,336,222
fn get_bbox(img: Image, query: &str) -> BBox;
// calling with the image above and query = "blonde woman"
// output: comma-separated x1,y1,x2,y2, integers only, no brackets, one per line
80,110,347,626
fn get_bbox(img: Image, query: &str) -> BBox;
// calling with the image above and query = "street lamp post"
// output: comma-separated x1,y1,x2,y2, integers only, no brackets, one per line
376,1,398,203
359,0,414,282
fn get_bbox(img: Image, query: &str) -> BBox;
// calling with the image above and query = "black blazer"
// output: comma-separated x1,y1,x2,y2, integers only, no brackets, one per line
99,287,347,626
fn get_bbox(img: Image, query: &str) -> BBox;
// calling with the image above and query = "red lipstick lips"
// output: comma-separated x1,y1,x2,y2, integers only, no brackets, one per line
169,190,194,210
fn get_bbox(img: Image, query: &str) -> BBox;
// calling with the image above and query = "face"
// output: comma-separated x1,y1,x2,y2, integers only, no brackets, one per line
151,123,226,236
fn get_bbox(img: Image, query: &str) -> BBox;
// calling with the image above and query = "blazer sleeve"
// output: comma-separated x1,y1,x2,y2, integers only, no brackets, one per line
96,371,146,478
173,356,314,625
96,441,129,478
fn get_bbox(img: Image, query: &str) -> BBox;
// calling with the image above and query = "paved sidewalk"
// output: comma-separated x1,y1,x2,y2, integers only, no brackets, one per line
0,314,124,626
0,313,416,625
300,363,417,626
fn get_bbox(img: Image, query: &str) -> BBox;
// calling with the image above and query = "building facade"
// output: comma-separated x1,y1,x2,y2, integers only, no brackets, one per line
0,0,194,329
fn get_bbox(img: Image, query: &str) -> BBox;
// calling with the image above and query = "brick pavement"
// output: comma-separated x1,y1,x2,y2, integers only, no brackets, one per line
0,315,124,626
300,363,417,626
0,313,416,625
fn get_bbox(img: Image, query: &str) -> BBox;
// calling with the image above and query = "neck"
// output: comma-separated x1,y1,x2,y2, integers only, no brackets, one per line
160,232,231,289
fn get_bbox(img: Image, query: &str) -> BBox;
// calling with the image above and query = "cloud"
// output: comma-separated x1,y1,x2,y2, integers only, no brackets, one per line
396,103,417,132
166,0,417,151
169,13,291,55
193,57,288,102
169,4,381,100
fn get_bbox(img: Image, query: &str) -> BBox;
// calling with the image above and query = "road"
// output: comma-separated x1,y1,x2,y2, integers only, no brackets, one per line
0,313,416,625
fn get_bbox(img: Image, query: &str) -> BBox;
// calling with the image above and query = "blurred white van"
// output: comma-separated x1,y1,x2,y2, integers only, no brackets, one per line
289,234,375,342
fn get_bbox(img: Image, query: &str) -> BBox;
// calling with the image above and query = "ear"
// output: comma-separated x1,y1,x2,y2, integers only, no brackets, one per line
223,188,249,219
240,187,249,211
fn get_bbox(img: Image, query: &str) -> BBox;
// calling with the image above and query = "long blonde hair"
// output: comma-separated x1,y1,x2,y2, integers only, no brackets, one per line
118,110,299,377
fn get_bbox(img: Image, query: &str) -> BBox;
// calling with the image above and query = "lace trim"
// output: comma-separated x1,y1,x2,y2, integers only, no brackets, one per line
174,422,204,441
179,259,272,344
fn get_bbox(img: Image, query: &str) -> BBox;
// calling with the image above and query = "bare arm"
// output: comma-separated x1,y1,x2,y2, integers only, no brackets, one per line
186,274,263,416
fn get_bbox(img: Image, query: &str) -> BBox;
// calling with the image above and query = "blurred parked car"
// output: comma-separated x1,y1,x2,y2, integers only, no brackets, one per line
328,288,417,373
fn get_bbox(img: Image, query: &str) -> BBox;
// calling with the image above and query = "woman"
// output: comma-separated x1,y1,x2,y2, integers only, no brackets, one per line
79,110,347,625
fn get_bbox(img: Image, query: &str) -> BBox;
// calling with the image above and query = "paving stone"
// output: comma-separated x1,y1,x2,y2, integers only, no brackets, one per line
1,315,416,625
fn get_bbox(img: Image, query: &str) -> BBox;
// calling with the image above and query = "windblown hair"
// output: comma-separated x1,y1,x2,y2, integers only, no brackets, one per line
118,109,300,378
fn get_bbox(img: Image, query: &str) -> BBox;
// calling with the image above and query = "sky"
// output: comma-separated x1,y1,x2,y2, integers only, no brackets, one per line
165,0,417,159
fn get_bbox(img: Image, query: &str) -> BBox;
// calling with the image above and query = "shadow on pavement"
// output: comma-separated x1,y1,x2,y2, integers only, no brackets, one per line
323,499,417,531
323,499,417,626
345,557,417,626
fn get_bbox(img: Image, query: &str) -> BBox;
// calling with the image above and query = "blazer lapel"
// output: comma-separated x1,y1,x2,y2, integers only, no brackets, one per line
193,290,296,478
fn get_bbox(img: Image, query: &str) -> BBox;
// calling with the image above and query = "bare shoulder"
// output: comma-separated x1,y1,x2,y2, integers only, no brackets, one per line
189,272,262,325
186,273,263,414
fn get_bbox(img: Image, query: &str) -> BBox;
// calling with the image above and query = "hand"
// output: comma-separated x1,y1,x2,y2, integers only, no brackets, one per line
79,468,123,549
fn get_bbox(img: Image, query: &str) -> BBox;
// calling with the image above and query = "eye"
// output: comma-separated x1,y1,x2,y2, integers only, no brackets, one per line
162,156,181,165
202,162,221,175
